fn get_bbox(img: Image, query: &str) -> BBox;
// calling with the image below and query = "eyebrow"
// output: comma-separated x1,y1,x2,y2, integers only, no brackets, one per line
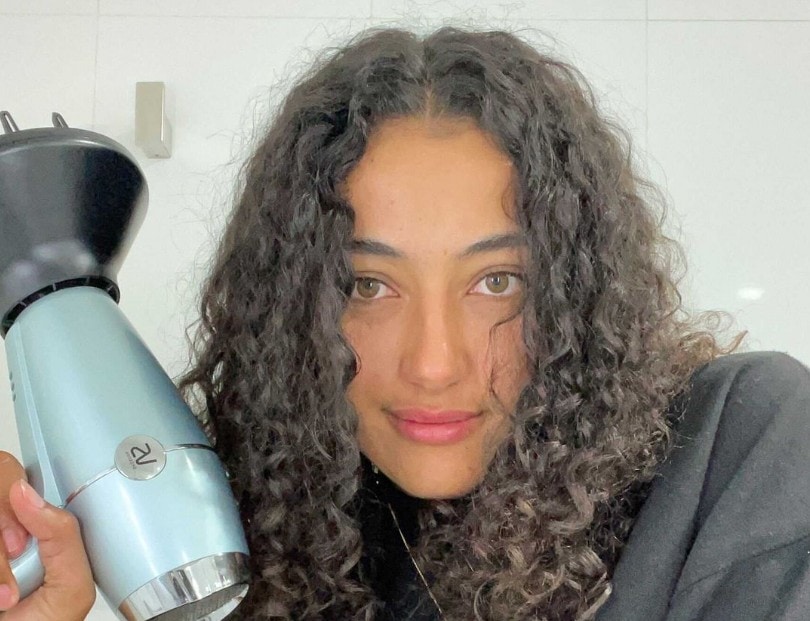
348,232,527,260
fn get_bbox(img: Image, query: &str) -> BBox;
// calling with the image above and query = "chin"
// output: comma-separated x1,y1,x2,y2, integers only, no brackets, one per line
392,469,484,500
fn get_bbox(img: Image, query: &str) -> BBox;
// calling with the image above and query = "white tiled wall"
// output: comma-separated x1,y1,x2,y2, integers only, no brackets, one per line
371,0,646,20
1,2,808,619
647,20,810,364
647,0,810,21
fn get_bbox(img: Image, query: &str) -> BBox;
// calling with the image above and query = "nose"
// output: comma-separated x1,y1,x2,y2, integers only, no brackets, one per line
399,296,471,392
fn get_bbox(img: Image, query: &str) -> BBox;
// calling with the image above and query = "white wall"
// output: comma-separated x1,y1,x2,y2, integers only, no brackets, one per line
1,1,808,619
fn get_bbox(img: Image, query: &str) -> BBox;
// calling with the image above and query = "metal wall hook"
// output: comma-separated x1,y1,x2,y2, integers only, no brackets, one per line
1,111,19,134
52,113,69,128
135,82,172,159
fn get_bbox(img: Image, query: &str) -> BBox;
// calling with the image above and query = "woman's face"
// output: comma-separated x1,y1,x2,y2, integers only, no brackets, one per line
341,116,530,499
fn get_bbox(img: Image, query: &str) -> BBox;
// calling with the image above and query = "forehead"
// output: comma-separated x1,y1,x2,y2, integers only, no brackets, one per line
343,116,519,252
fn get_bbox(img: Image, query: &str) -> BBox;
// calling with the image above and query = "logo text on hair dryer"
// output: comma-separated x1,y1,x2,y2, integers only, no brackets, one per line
115,435,167,480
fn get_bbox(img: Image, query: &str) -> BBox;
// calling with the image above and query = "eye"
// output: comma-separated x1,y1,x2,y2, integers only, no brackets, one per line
352,277,394,300
470,272,524,296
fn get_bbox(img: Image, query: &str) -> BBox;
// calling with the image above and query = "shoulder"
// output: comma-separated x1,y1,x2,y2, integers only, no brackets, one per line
690,349,809,398
671,350,810,591
674,350,810,516
596,351,810,620
670,350,810,443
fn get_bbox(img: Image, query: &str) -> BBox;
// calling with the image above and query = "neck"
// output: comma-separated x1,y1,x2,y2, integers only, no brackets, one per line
359,452,425,546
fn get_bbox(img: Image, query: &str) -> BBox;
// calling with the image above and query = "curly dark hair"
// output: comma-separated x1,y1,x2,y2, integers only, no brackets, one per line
177,26,747,620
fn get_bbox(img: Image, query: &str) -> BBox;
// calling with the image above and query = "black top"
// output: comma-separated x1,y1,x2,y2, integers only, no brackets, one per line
357,351,810,620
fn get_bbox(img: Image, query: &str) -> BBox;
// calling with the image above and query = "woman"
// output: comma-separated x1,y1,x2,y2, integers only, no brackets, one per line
2,26,809,621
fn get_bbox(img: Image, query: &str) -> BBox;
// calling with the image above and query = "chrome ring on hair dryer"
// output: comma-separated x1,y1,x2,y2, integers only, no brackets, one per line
0,112,250,621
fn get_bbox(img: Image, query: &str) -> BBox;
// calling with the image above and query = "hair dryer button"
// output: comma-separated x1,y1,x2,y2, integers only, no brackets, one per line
114,435,167,480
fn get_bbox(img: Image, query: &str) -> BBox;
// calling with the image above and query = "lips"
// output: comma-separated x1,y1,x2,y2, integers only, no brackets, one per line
388,409,482,444
389,408,479,424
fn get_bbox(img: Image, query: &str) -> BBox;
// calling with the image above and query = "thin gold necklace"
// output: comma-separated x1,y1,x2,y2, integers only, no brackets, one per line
386,502,446,619
372,465,446,619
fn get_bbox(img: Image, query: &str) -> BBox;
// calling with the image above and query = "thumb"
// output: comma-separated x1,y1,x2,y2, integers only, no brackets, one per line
3,479,95,620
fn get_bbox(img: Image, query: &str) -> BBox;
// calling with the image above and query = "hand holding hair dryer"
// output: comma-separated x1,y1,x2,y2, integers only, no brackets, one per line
0,112,250,620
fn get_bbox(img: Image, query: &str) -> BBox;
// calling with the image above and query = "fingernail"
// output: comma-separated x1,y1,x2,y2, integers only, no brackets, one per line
1,527,24,556
19,479,46,509
0,583,18,609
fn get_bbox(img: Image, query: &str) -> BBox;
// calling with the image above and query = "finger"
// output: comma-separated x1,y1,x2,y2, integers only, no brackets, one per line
0,573,19,613
0,454,25,613
3,479,95,618
0,452,29,559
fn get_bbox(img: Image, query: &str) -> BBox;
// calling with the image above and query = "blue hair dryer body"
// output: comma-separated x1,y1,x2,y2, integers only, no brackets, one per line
0,113,250,620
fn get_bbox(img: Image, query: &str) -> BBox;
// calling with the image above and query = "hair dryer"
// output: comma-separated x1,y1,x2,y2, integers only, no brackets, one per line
0,111,249,620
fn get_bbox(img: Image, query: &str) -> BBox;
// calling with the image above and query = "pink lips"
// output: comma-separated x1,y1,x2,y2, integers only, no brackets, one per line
389,408,481,444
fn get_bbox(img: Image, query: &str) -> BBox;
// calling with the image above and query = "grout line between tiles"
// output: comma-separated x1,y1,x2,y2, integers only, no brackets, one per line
0,13,647,20
1,14,810,22
644,0,648,155
0,12,95,16
92,13,380,20
91,0,100,129
648,18,810,22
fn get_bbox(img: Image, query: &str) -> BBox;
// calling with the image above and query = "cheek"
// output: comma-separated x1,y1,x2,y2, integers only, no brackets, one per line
341,314,393,404
488,318,530,408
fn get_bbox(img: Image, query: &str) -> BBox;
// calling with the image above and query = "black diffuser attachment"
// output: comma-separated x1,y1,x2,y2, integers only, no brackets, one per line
0,112,148,334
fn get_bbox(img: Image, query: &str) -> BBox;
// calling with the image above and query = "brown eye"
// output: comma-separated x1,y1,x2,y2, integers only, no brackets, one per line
354,278,383,299
471,272,523,296
485,273,509,294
